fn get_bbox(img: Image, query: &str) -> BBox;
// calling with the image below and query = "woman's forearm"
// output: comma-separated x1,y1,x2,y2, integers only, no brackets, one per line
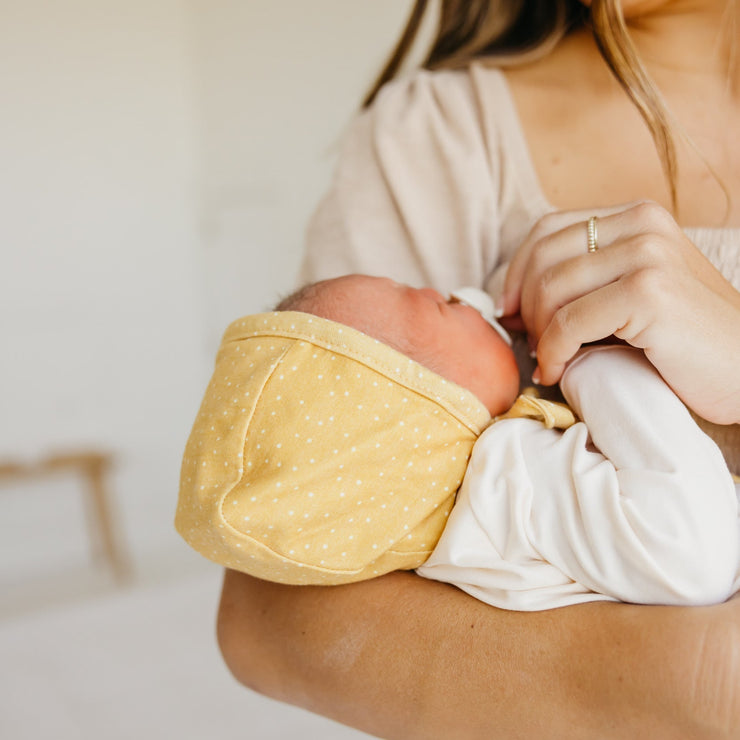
217,569,740,739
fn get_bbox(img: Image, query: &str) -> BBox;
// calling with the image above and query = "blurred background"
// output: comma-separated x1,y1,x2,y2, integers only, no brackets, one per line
0,1,422,737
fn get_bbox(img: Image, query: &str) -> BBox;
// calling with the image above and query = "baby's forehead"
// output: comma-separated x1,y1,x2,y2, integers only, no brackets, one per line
321,275,413,333
327,274,399,302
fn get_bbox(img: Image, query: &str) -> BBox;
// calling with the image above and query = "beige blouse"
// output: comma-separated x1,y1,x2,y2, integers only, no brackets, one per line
300,64,740,474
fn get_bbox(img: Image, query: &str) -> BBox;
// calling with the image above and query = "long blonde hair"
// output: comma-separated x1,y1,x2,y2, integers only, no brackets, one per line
364,0,678,208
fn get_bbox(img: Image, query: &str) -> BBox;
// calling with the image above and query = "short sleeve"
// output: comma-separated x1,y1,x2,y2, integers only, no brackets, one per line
299,69,503,295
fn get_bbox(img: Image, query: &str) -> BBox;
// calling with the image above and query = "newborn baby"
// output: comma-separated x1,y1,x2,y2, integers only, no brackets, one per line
177,274,739,609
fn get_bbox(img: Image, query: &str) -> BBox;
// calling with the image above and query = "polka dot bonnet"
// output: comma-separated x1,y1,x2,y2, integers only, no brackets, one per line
176,310,491,585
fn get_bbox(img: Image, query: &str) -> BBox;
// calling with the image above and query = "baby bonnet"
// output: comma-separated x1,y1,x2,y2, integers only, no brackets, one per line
176,311,491,585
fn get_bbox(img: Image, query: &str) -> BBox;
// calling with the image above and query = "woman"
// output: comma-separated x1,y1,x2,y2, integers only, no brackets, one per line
217,1,740,737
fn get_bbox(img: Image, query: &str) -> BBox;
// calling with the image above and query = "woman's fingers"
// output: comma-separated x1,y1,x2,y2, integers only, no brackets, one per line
523,230,680,340
502,201,740,423
508,200,722,343
533,267,740,424
502,210,592,319
502,202,643,318
532,277,649,385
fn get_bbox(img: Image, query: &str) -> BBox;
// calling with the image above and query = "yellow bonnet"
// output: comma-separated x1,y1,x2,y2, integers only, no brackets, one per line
176,311,491,585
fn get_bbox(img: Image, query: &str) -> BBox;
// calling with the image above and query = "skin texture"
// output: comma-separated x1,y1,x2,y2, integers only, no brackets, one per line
496,0,740,420
500,201,740,423
216,1,740,736
507,4,739,227
309,275,520,416
218,570,740,739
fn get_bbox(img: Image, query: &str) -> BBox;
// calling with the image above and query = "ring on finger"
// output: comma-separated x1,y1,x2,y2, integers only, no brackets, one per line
586,216,599,253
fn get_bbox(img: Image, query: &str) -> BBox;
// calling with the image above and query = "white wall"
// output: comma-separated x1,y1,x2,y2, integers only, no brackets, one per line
193,0,414,347
0,0,208,576
1,0,414,580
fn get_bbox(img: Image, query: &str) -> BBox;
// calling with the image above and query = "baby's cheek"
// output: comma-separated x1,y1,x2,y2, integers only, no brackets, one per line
485,344,520,415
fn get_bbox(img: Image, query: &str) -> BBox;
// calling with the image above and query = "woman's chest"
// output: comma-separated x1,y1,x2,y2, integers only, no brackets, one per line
503,68,740,228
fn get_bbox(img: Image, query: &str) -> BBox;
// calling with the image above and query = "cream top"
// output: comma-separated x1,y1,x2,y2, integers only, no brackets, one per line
300,64,740,473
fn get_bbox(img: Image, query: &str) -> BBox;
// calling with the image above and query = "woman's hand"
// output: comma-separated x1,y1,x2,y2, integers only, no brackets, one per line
501,201,740,425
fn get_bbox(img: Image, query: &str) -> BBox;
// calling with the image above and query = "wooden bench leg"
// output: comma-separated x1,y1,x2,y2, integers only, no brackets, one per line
83,456,132,584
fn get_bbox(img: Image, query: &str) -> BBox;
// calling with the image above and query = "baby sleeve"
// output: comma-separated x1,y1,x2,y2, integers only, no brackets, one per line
299,69,503,294
419,346,738,609
546,345,738,604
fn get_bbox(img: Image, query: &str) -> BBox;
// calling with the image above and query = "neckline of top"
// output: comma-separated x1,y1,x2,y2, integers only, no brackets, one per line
469,62,739,236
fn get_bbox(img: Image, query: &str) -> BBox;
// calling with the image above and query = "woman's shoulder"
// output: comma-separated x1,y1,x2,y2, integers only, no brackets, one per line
365,66,483,145
367,65,517,143
370,66,475,113
366,64,548,208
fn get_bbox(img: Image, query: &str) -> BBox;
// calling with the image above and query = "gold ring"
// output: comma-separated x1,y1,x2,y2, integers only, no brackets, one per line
587,216,599,253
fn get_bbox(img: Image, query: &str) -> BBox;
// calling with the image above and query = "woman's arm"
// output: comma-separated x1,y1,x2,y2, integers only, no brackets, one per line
217,568,740,739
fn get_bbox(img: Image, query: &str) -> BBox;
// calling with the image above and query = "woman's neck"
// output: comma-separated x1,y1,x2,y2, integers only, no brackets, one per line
623,0,738,96
504,2,740,226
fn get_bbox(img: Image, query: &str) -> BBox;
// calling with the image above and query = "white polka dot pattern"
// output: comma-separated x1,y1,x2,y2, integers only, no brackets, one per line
176,311,491,585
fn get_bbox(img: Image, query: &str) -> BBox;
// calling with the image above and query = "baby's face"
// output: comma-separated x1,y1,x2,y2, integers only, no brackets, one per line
317,275,520,416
